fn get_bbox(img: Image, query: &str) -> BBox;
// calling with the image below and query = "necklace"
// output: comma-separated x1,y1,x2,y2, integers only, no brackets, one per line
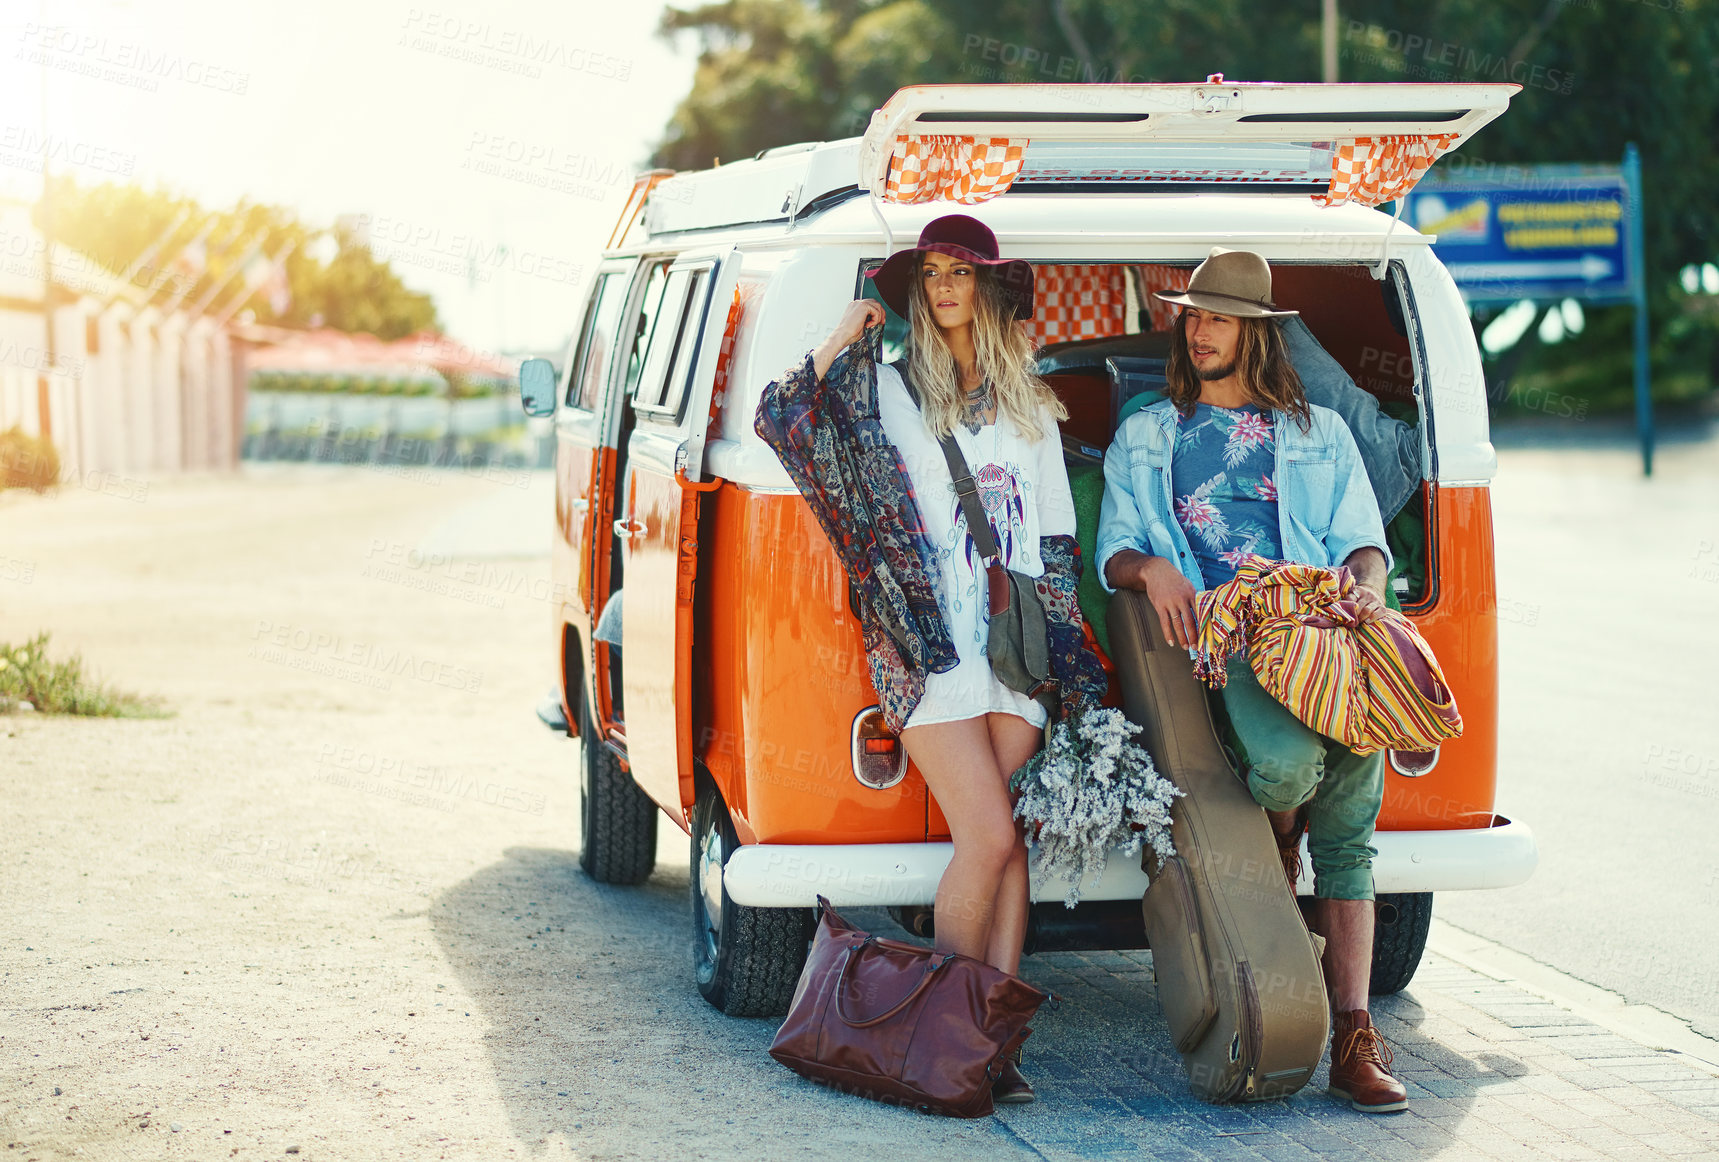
958,379,996,435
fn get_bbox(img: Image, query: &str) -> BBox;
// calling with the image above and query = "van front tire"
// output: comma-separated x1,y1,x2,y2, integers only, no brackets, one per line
690,787,813,1018
577,696,658,885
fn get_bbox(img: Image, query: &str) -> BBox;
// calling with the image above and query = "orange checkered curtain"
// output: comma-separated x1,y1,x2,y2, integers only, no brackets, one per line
1025,265,1128,351
1136,265,1193,332
1313,134,1459,208
884,136,1027,205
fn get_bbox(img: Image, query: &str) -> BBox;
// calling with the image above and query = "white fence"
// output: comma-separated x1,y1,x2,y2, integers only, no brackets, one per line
0,298,240,480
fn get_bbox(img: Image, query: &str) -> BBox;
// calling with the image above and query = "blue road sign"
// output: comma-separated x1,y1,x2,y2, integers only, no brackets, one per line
1405,152,1653,475
1403,167,1636,305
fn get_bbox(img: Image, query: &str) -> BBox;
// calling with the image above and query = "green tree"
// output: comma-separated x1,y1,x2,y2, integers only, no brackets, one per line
39,176,439,340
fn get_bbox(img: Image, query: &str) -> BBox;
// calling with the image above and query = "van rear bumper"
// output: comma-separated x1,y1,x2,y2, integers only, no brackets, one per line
723,816,1537,907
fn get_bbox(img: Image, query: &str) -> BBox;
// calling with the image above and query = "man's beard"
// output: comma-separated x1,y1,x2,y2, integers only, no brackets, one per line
1196,360,1236,382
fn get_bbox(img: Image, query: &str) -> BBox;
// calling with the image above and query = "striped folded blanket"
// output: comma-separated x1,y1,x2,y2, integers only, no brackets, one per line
1192,557,1462,755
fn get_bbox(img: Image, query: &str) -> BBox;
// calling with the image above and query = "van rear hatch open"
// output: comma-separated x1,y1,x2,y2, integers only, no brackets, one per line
641,82,1518,239
858,81,1517,200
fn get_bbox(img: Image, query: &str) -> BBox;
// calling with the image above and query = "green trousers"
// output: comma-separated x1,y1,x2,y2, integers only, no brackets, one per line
1219,656,1383,901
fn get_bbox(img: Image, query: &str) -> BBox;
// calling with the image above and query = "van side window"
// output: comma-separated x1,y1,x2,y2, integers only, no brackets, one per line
623,261,673,397
567,272,629,410
631,264,712,417
655,268,713,418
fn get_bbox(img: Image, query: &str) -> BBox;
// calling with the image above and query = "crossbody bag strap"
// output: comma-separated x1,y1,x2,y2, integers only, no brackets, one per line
892,362,1008,614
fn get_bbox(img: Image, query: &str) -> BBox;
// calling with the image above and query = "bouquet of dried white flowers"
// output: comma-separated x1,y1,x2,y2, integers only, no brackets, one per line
1010,705,1182,907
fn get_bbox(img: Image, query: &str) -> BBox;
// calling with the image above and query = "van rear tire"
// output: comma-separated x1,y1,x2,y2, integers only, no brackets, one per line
577,696,658,885
690,787,813,1018
1370,892,1433,995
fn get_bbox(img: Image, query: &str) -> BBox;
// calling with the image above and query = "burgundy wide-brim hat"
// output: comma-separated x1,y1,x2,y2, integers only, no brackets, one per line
866,213,1035,321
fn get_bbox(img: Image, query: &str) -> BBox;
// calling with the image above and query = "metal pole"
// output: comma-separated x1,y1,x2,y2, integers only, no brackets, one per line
1623,142,1653,476
111,206,193,301
212,243,295,330
1322,0,1340,83
184,237,265,316
38,3,55,445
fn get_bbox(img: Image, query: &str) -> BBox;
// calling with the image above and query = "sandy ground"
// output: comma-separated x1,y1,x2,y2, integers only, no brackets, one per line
0,464,1022,1161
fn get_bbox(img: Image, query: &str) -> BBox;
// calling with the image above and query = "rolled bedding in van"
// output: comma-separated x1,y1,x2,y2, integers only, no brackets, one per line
1276,315,1422,523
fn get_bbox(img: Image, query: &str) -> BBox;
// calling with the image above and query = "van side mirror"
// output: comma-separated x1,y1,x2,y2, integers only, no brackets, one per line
518,358,557,417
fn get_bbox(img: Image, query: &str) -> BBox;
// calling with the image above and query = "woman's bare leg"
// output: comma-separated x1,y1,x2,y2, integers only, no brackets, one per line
983,712,1043,975
899,716,1019,963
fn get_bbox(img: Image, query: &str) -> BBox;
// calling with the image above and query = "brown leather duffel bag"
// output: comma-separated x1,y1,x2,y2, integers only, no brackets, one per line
768,897,1051,1117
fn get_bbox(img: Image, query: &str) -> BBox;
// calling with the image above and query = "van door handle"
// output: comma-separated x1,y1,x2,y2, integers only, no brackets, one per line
613,517,645,539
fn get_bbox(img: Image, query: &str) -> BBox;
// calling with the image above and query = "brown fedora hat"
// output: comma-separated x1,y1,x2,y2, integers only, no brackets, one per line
867,214,1034,321
1154,247,1298,318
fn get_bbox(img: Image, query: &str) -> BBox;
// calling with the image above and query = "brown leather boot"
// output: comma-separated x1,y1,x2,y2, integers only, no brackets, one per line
1272,808,1307,894
1328,1009,1407,1113
992,1046,1034,1105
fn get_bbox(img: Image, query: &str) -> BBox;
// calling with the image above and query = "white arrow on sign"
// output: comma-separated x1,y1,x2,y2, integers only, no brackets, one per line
1445,255,1616,282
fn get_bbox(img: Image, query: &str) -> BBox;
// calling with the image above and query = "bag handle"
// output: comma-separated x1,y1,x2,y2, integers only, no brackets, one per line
833,938,954,1028
892,361,1008,616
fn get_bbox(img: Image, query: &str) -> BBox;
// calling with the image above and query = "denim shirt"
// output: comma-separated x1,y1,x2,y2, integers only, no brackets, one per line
1097,398,1392,595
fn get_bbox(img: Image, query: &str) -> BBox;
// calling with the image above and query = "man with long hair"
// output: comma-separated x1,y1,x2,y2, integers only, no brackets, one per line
1096,248,1409,1113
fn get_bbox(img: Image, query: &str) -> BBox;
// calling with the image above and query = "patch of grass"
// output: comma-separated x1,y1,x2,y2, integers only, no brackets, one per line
0,427,60,492
0,633,169,717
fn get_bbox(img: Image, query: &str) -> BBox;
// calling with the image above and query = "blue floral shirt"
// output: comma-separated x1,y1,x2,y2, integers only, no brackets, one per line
1171,404,1283,588
1097,398,1392,600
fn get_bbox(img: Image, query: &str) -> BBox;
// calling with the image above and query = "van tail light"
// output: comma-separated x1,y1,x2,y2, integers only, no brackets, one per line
851,707,908,790
1389,747,1439,777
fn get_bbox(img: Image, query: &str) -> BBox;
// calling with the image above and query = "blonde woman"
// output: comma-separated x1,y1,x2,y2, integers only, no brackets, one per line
794,214,1106,1103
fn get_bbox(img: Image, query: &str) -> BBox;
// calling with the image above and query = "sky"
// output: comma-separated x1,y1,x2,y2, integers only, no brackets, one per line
0,0,700,355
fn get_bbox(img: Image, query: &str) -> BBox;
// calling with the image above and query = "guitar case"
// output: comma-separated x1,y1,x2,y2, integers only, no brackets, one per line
1108,588,1330,1102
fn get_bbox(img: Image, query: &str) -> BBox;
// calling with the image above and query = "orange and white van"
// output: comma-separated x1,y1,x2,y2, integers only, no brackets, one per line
518,82,1539,1017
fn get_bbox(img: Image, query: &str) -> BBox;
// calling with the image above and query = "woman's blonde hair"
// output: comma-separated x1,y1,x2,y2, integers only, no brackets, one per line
904,262,1066,441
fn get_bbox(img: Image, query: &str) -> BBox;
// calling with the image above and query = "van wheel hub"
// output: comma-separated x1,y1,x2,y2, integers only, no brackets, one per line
698,826,725,945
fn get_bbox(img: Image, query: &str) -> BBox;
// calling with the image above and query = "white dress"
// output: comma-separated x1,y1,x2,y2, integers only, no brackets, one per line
876,363,1077,730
